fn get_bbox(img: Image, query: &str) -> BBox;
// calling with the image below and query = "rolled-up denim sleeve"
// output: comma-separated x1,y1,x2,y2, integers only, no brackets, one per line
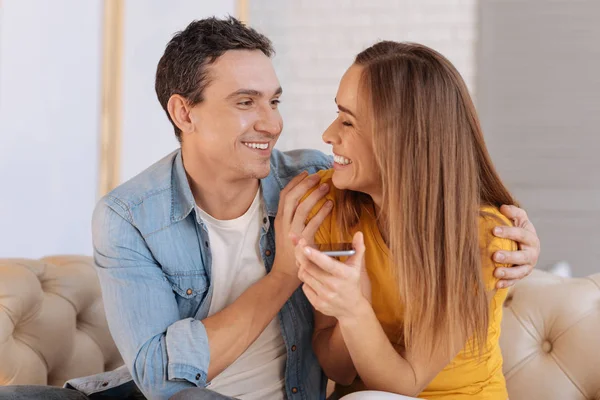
93,198,210,400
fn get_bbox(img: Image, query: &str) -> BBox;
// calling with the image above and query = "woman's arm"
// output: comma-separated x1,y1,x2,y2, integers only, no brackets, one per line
312,312,357,386
336,298,464,396
296,232,465,396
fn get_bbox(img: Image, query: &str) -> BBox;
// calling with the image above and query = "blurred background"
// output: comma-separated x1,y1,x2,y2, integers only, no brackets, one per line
0,0,598,277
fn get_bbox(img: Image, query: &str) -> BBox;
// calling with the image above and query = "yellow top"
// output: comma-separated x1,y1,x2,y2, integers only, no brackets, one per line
307,169,516,400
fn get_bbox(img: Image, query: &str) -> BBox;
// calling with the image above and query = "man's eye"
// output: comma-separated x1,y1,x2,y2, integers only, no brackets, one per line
238,100,254,106
271,99,281,106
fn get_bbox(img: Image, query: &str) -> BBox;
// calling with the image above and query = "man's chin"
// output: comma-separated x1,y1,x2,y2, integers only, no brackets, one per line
261,165,273,179
246,164,271,180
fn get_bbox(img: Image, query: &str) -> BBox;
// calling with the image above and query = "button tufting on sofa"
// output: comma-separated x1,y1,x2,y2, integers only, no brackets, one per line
500,269,600,400
0,256,123,386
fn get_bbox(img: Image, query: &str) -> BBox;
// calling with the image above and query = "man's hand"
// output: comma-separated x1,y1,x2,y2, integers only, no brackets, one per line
271,172,333,281
493,205,541,288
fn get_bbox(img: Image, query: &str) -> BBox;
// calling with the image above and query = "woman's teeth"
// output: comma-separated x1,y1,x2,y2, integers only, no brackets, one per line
243,142,269,150
334,154,352,165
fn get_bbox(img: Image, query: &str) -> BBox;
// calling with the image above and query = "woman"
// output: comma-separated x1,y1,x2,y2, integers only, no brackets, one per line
294,41,519,399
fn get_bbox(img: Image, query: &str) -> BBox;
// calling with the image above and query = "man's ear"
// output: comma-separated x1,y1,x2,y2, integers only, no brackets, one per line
167,94,194,134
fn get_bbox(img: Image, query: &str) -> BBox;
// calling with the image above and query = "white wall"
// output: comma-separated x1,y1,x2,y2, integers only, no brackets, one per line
120,0,236,183
0,0,236,258
477,0,600,276
0,0,102,258
249,0,478,153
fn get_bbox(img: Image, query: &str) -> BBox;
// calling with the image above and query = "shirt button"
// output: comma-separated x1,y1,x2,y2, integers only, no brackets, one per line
186,288,193,295
291,345,297,352
263,217,268,224
292,387,298,394
265,250,272,257
195,373,201,380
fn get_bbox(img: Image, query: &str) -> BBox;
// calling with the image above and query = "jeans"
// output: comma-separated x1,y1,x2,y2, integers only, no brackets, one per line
0,386,88,400
169,388,239,400
0,382,146,400
0,385,239,400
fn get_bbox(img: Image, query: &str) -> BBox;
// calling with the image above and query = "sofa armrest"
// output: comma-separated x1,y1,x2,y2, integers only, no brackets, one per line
500,269,600,400
0,256,123,386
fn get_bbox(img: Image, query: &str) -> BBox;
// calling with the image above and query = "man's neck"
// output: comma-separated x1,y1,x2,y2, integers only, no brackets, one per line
182,150,260,220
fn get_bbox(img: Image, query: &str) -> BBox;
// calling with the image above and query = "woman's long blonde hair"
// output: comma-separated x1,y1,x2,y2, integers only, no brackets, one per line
337,41,516,358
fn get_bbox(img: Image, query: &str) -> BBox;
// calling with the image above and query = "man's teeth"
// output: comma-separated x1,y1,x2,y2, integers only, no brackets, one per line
334,155,352,165
243,142,269,150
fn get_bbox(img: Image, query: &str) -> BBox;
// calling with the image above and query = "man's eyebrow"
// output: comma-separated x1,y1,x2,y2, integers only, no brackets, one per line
226,87,283,100
335,97,357,118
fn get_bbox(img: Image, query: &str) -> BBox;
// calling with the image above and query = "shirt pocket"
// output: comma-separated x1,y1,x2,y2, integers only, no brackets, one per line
165,272,208,319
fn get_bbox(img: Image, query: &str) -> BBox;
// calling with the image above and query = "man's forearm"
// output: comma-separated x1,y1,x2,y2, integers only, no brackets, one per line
203,271,299,380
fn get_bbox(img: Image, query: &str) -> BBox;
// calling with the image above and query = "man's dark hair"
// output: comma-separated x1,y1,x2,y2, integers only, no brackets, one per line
155,16,274,142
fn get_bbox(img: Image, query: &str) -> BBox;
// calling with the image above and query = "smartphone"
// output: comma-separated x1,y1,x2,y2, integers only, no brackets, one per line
318,243,356,257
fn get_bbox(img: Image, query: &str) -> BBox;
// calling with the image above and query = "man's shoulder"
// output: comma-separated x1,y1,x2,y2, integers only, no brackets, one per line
270,148,333,180
96,150,178,222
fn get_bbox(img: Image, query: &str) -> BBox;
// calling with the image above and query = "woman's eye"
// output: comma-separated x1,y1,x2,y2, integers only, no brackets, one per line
336,111,353,127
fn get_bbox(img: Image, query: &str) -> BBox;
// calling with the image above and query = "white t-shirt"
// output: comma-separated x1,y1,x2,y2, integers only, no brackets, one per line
197,189,287,400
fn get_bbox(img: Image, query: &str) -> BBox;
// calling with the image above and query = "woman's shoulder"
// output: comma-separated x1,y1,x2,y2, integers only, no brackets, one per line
478,205,512,227
316,168,335,186
299,169,341,244
301,169,339,212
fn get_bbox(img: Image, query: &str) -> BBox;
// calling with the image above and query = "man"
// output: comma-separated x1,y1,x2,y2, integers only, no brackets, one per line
0,17,540,400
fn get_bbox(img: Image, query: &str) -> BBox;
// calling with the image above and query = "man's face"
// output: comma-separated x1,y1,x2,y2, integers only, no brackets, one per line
184,50,283,181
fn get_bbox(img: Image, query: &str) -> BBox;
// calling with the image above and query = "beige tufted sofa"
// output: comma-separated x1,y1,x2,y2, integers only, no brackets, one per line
500,269,600,400
0,256,122,387
0,257,599,400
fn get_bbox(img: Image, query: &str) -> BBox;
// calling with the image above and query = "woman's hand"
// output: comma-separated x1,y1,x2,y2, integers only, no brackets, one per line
295,231,371,322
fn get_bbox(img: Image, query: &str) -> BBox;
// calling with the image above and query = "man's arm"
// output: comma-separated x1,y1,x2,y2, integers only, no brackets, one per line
202,271,297,379
94,202,203,400
95,173,331,399
96,208,297,397
204,171,333,378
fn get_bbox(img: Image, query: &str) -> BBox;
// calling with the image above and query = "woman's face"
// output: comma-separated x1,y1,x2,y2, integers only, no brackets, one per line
322,64,381,200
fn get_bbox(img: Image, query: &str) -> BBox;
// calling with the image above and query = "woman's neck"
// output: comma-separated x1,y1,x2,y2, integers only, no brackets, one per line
371,196,390,247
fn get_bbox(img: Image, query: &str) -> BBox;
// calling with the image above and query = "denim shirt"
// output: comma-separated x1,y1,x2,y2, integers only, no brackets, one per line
67,148,333,400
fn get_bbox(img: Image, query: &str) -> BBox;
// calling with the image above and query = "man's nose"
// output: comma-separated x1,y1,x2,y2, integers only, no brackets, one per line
255,107,282,136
